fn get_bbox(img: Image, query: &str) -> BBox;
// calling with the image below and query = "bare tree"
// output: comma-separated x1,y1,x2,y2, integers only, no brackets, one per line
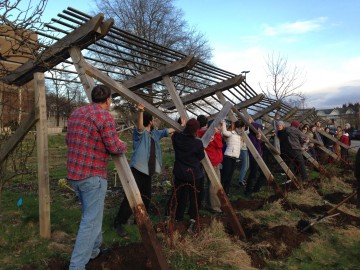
94,0,212,61
92,0,213,110
259,52,306,102
0,0,48,208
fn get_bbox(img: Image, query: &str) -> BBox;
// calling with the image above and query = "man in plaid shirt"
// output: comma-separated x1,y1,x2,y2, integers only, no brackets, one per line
66,85,127,270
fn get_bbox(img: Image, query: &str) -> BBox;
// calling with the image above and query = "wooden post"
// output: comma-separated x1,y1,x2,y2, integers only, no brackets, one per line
216,92,294,192
240,108,301,190
34,72,51,239
70,47,170,269
163,76,246,239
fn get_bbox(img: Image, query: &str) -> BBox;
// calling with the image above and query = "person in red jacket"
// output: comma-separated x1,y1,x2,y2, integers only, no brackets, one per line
197,115,223,213
340,130,350,163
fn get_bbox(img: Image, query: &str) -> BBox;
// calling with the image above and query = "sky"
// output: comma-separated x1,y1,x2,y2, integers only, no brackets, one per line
28,0,360,109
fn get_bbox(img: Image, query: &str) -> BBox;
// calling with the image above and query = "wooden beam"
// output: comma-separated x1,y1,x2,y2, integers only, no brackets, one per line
69,47,94,100
299,108,316,123
283,108,298,121
119,55,198,92
232,94,265,111
241,108,301,190
207,94,264,121
2,14,114,86
163,75,246,239
162,75,188,121
201,102,232,148
84,61,182,130
0,110,38,165
71,50,170,269
318,129,349,149
251,100,281,120
34,72,51,239
112,155,170,270
161,75,245,110
215,92,285,193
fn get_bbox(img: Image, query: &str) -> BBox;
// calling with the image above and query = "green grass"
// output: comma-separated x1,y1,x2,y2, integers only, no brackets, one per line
265,225,360,270
1,132,359,269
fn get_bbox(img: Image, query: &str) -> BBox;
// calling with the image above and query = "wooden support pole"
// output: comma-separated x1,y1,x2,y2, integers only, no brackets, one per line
84,61,182,130
163,77,246,239
70,47,170,269
34,72,51,239
215,92,286,192
0,110,38,165
251,100,281,120
161,75,244,110
317,129,349,150
162,75,188,121
240,108,301,190
283,108,298,121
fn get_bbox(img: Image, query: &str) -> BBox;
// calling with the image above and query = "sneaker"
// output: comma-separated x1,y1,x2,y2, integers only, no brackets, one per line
187,219,196,233
281,179,292,185
90,248,109,261
239,181,246,186
115,224,127,237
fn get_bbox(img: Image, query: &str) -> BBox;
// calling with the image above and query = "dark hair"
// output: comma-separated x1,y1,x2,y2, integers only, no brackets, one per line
234,120,245,129
143,111,153,127
91,85,111,103
184,118,200,135
197,115,208,128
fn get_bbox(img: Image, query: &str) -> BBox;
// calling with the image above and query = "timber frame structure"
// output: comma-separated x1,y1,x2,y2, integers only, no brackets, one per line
0,7,345,269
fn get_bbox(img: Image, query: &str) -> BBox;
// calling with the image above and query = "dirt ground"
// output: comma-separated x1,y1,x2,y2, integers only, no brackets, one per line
20,176,360,270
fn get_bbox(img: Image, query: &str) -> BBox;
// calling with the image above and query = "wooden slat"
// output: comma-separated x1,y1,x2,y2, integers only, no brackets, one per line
121,55,198,91
251,100,281,120
283,108,298,121
2,14,114,86
34,72,51,239
161,75,244,110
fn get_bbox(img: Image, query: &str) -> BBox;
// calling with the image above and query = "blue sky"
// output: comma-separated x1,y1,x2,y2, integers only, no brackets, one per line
33,0,360,109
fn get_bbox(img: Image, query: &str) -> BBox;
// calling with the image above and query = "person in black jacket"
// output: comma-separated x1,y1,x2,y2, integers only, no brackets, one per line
277,120,309,182
167,118,205,225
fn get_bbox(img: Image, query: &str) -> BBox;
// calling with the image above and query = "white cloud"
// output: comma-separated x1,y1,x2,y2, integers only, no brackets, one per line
211,44,360,108
262,17,327,36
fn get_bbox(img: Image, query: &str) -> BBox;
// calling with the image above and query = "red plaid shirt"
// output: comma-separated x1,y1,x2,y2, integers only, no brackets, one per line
66,103,127,180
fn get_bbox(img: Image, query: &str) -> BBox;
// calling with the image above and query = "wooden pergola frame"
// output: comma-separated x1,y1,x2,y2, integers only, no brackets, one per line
1,7,348,269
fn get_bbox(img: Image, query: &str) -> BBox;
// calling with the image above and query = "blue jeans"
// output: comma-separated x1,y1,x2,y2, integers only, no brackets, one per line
69,176,107,270
238,150,249,183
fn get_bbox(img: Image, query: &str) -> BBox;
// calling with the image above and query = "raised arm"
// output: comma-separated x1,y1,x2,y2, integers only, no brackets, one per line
136,103,145,132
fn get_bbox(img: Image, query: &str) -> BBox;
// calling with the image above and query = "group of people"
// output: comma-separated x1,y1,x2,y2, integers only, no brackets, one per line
297,121,352,163
64,84,356,269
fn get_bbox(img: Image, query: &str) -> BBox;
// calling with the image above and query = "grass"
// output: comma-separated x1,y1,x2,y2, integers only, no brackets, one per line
241,200,304,227
318,176,353,195
265,225,360,270
285,187,324,206
1,132,359,269
166,219,255,270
